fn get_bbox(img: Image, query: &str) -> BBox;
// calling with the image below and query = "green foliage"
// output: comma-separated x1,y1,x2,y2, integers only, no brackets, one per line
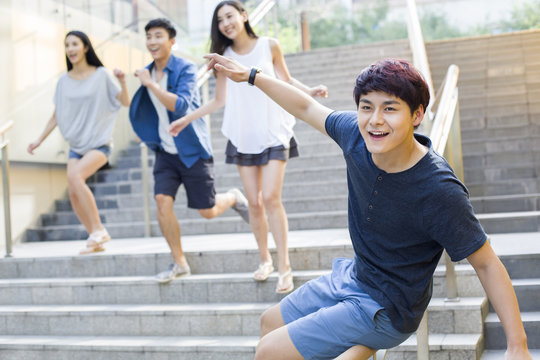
236,0,540,54
419,10,463,41
307,2,408,49
499,0,540,31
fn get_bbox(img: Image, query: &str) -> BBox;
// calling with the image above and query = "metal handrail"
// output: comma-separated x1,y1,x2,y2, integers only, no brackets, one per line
413,64,461,360
406,1,463,358
406,0,434,118
139,0,277,237
1,120,14,257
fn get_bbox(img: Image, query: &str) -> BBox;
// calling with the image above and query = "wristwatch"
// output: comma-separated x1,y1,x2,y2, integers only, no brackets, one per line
248,67,262,86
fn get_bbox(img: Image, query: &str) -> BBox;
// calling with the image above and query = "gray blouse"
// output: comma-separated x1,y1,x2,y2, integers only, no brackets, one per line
54,67,121,155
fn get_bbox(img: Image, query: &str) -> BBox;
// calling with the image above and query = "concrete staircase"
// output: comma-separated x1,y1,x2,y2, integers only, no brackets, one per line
23,31,540,241
426,30,540,234
8,30,540,359
0,229,495,359
23,39,413,243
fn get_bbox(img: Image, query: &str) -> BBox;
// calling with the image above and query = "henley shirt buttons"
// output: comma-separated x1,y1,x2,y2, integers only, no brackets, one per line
367,217,372,222
368,205,373,210
377,176,383,181
374,190,378,195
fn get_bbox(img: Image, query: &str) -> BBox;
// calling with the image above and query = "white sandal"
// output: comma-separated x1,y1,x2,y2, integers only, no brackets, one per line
79,229,110,255
276,269,294,294
253,261,274,281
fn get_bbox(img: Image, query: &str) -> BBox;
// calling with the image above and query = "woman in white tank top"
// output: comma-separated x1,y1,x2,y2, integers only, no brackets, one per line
168,1,327,294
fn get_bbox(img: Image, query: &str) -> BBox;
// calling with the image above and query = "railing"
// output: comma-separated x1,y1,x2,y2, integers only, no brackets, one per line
140,0,277,236
412,64,462,360
406,1,463,358
406,0,434,116
0,120,14,258
430,65,462,305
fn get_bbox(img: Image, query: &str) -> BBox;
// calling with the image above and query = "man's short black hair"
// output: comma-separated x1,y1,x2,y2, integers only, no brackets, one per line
145,18,176,39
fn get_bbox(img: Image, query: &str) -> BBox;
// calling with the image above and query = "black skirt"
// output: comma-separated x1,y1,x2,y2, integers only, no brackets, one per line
225,137,299,166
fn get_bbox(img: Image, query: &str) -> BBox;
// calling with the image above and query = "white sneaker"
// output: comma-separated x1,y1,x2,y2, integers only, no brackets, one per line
155,263,191,284
228,188,250,223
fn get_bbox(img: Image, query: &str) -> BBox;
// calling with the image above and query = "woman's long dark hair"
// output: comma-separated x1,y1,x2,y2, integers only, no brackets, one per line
65,30,104,71
210,1,258,55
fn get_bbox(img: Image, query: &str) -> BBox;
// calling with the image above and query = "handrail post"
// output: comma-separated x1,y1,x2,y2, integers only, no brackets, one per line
202,80,210,133
417,310,430,359
0,120,14,258
444,252,459,301
140,143,151,238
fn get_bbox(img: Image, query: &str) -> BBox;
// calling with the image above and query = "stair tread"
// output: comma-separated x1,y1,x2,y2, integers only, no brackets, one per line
485,311,540,322
0,333,482,349
0,298,486,314
0,335,260,349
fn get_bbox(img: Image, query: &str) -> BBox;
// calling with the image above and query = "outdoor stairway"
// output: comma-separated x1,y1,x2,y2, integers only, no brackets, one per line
10,30,540,359
24,31,540,241
23,39,413,242
426,30,540,233
0,229,514,359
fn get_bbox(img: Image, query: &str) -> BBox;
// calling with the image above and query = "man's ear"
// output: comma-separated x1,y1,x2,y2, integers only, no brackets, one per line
413,105,425,127
170,37,176,46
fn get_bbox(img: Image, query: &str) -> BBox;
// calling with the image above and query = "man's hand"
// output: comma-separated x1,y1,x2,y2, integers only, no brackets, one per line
204,54,251,83
134,68,153,87
310,84,328,98
168,117,190,137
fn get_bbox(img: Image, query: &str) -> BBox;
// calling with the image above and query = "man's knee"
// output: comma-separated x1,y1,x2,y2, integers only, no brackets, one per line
198,208,215,219
254,336,274,360
260,304,284,336
155,194,174,215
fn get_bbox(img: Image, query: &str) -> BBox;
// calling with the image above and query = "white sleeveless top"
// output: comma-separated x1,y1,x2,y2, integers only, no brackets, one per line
222,37,295,154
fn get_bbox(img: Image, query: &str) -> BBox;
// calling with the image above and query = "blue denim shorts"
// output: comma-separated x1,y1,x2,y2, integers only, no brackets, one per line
281,258,413,360
68,145,111,159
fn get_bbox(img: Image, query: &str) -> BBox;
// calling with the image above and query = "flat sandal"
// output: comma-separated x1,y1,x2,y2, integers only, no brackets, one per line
276,269,294,294
253,261,274,281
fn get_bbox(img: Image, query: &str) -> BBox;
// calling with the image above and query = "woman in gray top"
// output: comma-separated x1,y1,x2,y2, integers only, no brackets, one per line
27,31,130,254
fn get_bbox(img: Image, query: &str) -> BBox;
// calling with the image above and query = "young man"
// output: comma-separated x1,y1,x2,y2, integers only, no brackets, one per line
204,54,532,360
129,18,250,283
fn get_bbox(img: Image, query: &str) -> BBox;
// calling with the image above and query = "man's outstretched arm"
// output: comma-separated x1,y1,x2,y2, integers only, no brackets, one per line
204,53,333,135
467,241,531,360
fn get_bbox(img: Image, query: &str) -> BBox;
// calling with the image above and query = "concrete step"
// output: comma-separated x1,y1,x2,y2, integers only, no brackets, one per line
477,211,540,234
465,163,540,184
0,335,258,360
0,242,354,278
508,278,540,313
481,349,540,360
0,333,483,360
385,333,483,360
104,150,347,174
467,179,540,198
42,193,349,226
0,303,270,337
54,177,348,211
471,194,540,214
0,270,329,305
484,311,540,349
26,210,349,241
0,266,483,306
0,297,486,337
